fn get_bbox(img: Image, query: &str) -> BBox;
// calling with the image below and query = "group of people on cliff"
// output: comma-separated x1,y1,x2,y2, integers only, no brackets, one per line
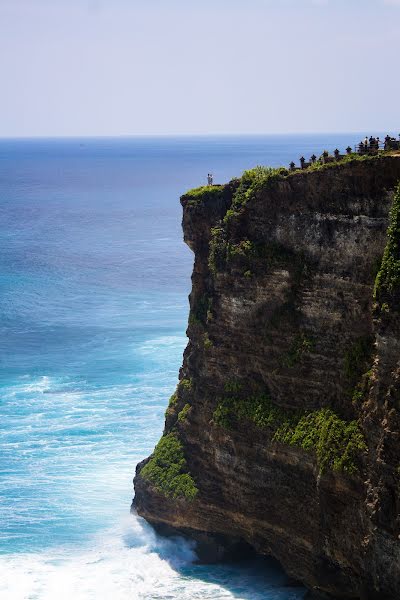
358,136,381,152
358,134,400,153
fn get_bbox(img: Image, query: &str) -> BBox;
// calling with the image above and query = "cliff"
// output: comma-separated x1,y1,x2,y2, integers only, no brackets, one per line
133,153,400,599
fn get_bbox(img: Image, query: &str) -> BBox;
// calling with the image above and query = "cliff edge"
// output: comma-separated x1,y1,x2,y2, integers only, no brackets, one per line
133,153,400,599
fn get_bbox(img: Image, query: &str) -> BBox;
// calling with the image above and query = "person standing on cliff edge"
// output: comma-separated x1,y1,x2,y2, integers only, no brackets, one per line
207,173,213,186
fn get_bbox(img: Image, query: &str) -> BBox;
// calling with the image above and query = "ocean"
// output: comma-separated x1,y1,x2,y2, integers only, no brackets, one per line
0,134,370,599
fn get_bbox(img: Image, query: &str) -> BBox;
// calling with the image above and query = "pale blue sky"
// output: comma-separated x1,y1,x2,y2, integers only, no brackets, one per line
1,0,399,137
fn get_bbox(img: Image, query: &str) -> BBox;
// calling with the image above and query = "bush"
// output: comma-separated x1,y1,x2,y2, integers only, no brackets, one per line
224,380,243,394
343,336,373,381
374,183,400,311
283,333,314,368
165,392,178,417
208,226,228,274
141,433,198,500
223,208,241,224
231,166,288,210
213,393,366,474
179,378,192,391
203,333,213,349
178,403,191,422
191,294,212,325
274,408,366,474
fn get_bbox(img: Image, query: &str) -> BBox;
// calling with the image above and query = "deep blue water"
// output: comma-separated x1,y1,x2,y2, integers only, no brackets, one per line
0,134,369,599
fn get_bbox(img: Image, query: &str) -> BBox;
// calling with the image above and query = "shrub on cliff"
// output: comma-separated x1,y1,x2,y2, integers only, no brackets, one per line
165,391,178,417
213,393,366,475
343,336,374,394
274,408,366,474
141,433,198,500
178,403,191,422
208,226,228,274
231,166,288,210
374,182,400,311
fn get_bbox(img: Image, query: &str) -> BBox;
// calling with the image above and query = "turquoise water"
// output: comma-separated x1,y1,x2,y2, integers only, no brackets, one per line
0,134,365,599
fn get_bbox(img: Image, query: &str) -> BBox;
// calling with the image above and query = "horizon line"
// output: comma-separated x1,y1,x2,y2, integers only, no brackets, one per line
0,130,398,141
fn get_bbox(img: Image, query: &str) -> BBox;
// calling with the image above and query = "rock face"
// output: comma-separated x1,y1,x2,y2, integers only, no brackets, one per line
133,155,400,599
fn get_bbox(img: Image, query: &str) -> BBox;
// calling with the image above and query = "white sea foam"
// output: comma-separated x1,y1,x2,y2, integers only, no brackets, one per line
0,523,194,600
0,373,304,600
0,516,305,600
1,136,329,600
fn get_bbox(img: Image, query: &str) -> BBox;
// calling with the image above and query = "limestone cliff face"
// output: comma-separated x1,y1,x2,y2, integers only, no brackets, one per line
134,155,400,599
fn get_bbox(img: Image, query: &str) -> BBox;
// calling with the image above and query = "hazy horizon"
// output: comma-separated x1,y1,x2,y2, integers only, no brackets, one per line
1,130,399,141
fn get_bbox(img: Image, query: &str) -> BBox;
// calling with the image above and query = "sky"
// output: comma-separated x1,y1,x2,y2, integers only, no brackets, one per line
0,0,399,137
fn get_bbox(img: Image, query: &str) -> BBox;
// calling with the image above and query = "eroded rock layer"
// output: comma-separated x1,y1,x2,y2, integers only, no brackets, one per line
134,155,400,599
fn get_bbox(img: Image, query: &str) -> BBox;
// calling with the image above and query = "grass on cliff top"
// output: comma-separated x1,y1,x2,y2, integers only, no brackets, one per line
182,184,225,204
373,182,400,311
140,432,198,500
183,152,389,209
229,166,289,209
213,394,366,475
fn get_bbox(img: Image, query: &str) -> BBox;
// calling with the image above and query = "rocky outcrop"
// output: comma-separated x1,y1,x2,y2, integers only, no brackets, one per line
133,154,400,599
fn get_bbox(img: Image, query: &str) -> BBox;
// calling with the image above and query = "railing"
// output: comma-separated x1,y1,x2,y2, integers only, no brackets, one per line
289,136,400,171
354,138,400,153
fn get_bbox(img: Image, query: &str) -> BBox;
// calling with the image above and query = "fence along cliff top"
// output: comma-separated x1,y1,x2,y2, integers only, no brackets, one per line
289,133,400,172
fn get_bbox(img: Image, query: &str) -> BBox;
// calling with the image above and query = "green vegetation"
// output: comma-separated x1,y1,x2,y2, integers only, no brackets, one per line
352,389,364,405
183,185,225,206
224,380,243,394
179,378,193,391
188,312,202,327
203,333,213,349
274,408,366,474
178,403,191,422
165,392,178,417
283,333,314,368
307,152,384,173
227,239,255,259
209,228,301,277
141,432,198,500
374,183,400,311
191,294,212,326
213,393,298,430
205,162,309,280
208,226,227,275
343,336,373,381
351,369,373,408
223,155,384,216
230,166,288,211
381,302,390,313
223,208,241,224
213,393,366,474
184,153,388,215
